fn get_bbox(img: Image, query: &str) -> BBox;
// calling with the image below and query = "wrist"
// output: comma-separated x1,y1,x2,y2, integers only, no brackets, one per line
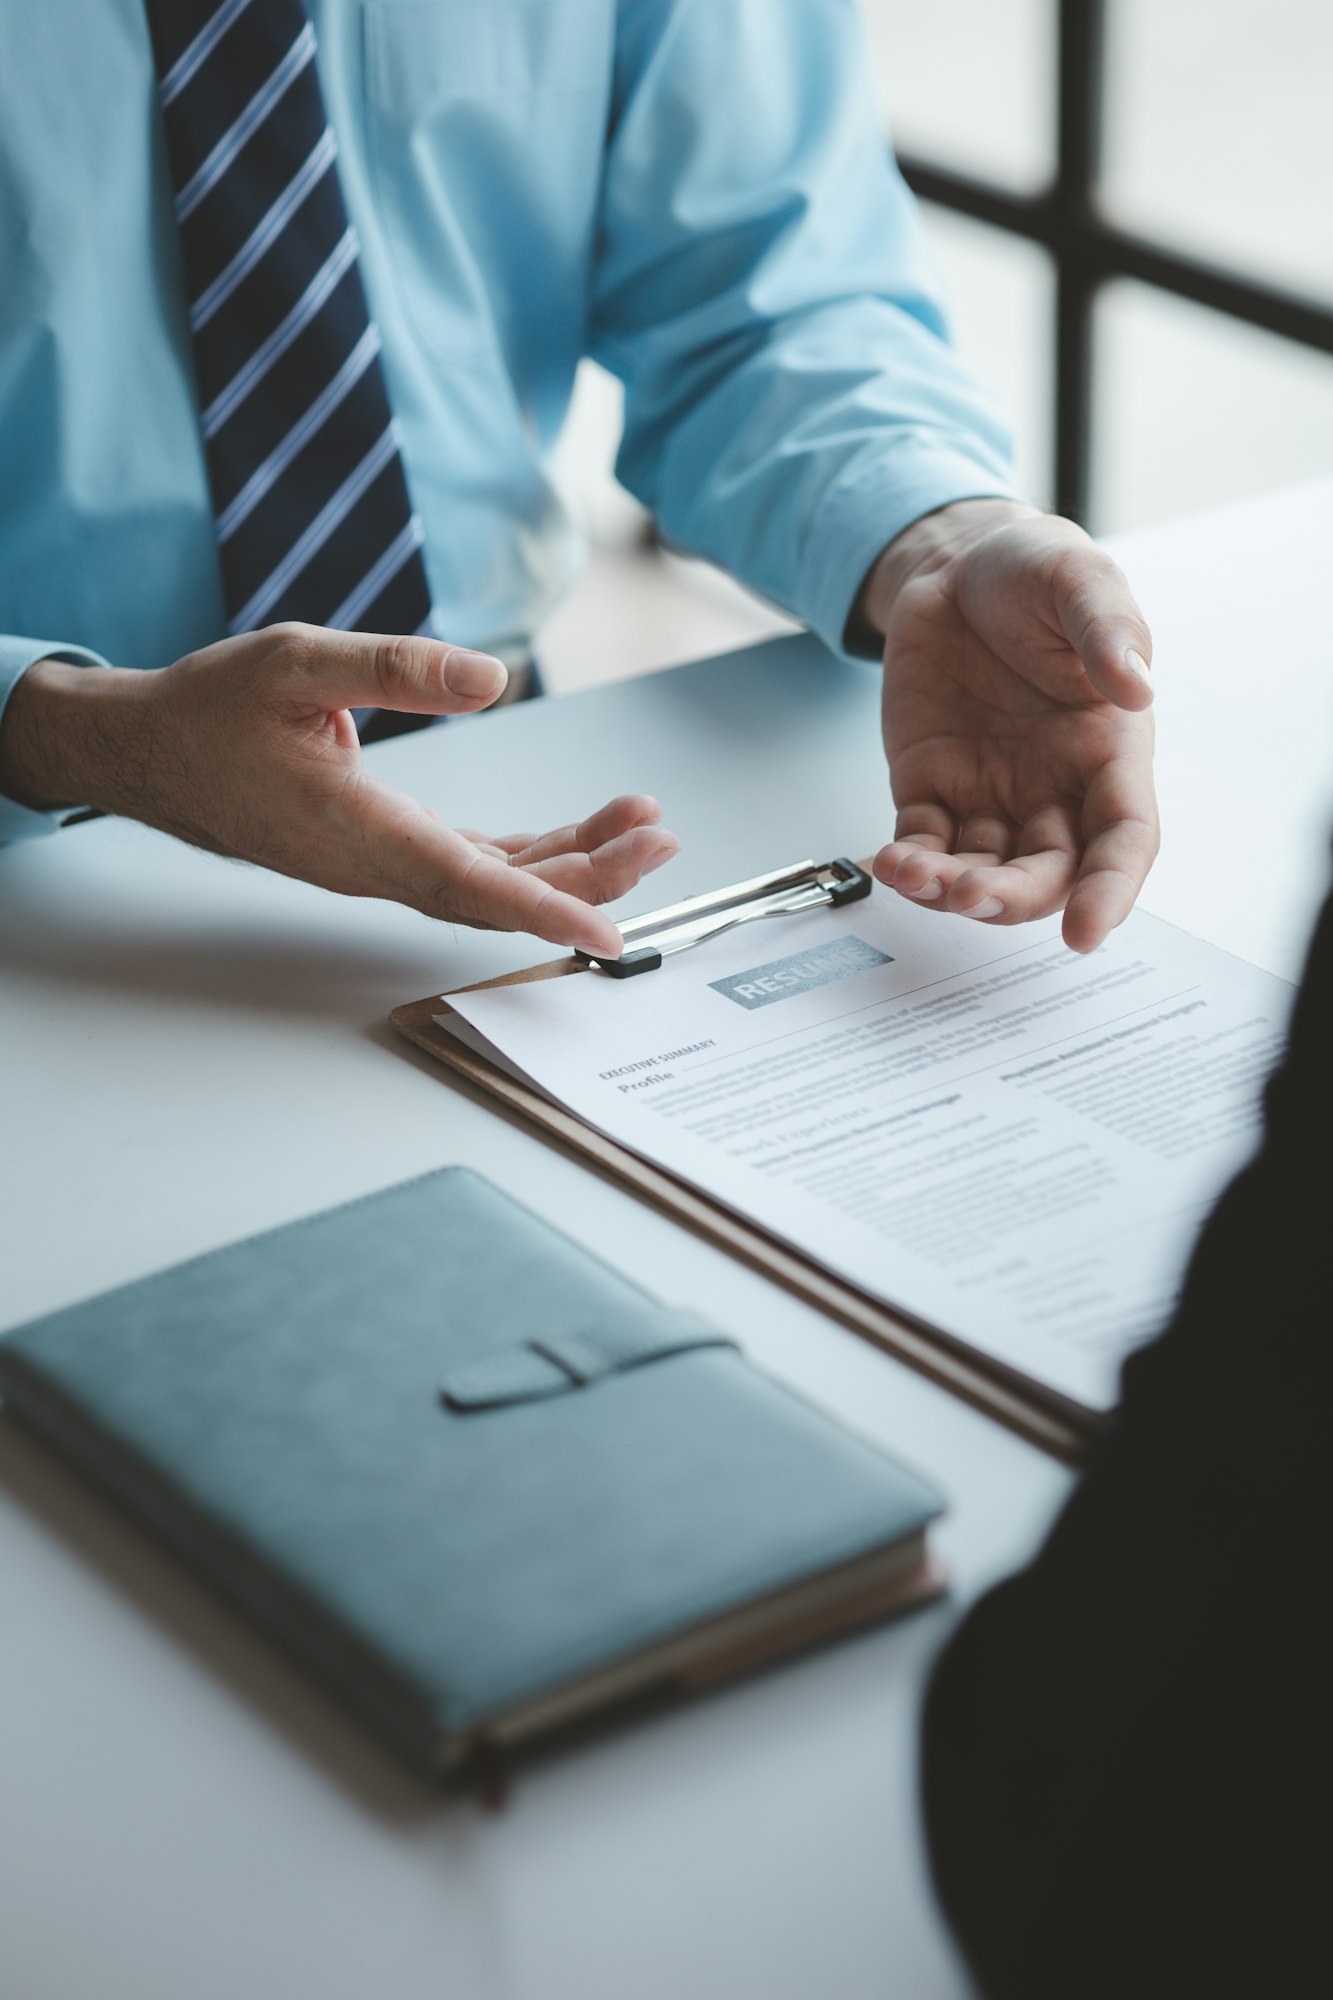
0,658,151,816
855,497,1038,644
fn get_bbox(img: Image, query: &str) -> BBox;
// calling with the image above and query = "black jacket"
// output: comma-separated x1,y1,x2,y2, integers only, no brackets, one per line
922,880,1330,1998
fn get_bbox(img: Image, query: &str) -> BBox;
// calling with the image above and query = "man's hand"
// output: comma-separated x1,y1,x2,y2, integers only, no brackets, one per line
859,500,1158,954
0,624,679,957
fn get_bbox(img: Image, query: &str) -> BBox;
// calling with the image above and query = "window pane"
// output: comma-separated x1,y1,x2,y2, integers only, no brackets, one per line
1091,280,1333,534
1102,0,1333,305
919,204,1055,509
857,0,1056,192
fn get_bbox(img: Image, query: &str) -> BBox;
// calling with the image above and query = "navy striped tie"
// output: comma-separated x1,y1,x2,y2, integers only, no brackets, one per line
145,0,433,658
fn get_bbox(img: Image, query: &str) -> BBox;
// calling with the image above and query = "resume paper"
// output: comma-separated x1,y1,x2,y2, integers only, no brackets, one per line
444,890,1292,1413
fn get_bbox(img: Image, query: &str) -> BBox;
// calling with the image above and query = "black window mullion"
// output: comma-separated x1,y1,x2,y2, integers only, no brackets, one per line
1052,0,1104,523
892,0,1333,528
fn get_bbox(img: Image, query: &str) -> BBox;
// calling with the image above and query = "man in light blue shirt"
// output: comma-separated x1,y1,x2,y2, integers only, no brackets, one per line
0,0,1156,960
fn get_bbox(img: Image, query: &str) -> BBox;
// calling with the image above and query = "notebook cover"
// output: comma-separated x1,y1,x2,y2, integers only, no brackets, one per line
0,1169,944,1775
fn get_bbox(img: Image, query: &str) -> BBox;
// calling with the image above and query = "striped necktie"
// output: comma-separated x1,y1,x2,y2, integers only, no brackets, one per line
144,0,433,651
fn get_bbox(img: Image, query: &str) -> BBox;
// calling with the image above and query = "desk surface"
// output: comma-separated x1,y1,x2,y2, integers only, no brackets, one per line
3,480,1331,2000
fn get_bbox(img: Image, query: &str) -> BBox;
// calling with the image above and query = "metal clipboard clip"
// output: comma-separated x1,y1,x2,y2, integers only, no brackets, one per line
575,856,873,978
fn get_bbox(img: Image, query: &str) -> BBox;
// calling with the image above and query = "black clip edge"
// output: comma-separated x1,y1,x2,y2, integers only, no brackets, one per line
826,857,873,906
573,946,663,978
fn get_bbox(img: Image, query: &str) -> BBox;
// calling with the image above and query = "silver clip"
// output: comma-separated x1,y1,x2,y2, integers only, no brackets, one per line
576,856,872,977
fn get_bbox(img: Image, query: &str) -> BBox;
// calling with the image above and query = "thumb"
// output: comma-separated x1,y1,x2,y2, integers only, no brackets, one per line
271,625,509,718
1051,547,1155,713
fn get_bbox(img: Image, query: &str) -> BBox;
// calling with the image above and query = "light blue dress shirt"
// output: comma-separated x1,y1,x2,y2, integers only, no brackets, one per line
0,0,1017,843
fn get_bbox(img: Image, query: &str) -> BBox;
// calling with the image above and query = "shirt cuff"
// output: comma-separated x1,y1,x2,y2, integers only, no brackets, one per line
798,440,1025,663
0,637,111,846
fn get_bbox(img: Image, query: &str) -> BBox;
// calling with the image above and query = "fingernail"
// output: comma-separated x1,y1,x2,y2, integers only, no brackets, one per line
1125,648,1152,689
444,649,506,698
911,878,943,900
966,896,1005,921
583,931,622,961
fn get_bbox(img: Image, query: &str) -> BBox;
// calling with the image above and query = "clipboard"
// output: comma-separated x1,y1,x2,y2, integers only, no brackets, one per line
392,857,1093,1463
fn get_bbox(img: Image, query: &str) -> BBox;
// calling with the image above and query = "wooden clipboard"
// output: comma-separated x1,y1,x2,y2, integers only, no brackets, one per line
391,859,1094,1464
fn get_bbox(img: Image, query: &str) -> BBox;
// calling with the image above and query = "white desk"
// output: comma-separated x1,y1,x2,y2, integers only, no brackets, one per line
2,482,1330,2000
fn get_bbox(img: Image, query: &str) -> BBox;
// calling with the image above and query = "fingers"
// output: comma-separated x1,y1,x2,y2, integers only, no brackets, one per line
450,851,627,957
453,796,676,905
875,801,1017,904
493,794,665,866
268,624,509,718
347,778,681,954
878,803,1081,925
457,830,534,854
524,823,679,903
1061,756,1161,955
943,804,1082,926
874,802,957,899
953,812,1016,868
887,803,959,852
875,768,1156,949
1049,545,1155,714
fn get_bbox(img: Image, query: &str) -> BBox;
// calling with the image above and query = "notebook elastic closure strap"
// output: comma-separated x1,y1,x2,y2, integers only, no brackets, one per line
441,1310,738,1413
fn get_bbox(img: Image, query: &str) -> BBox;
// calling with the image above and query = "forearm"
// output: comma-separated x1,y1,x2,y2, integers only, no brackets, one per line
0,657,154,818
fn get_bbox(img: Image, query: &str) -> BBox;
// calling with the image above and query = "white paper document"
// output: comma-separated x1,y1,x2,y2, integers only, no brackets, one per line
444,889,1292,1413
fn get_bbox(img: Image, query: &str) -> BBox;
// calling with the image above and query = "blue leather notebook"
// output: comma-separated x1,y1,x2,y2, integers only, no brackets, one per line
0,1169,944,1777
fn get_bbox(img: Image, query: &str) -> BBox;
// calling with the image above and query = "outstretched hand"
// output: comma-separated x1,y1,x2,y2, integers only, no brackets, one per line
0,624,678,956
862,501,1158,953
447,794,679,956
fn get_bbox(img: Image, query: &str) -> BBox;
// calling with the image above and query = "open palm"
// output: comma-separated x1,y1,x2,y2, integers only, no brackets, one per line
873,512,1158,953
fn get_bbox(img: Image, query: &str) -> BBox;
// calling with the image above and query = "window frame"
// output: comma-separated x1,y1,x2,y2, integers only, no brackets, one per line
895,0,1333,522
